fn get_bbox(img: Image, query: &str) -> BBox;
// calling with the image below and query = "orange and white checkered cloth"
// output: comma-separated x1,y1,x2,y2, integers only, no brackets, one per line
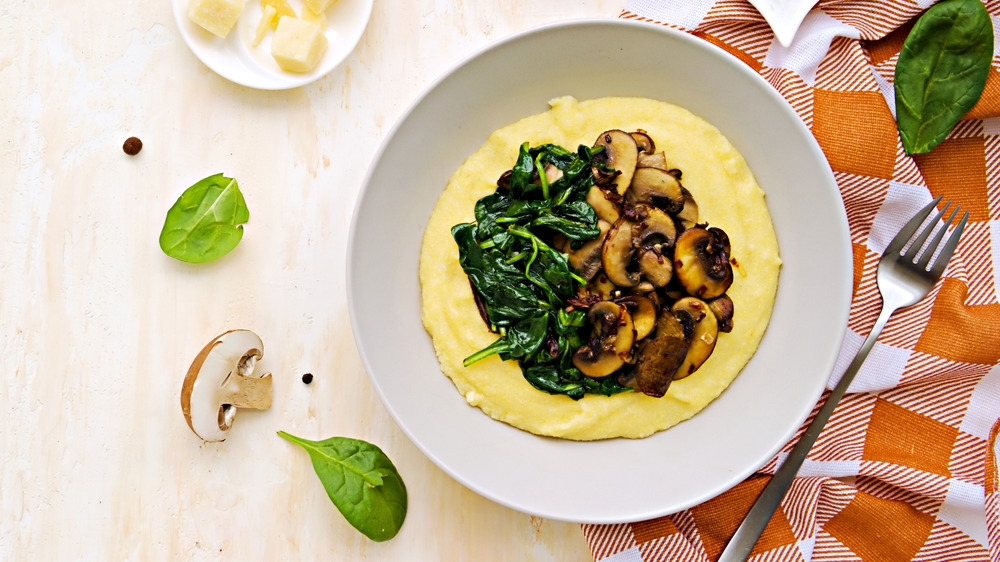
582,1,1000,560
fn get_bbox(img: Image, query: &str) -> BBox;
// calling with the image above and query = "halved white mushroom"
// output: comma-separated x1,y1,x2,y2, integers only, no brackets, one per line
626,167,684,213
633,205,677,288
572,301,635,378
586,185,622,223
181,330,273,442
708,294,735,333
674,227,734,299
563,219,611,281
637,151,668,169
671,298,719,380
614,294,657,340
676,187,700,231
630,131,655,155
580,271,616,300
593,130,639,196
601,217,641,288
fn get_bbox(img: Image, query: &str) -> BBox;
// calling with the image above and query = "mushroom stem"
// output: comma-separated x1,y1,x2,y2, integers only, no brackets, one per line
221,372,273,410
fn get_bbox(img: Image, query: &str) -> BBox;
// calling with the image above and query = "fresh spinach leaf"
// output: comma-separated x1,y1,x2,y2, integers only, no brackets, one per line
159,173,249,263
530,200,600,241
895,0,993,154
509,142,539,199
452,142,631,399
278,431,407,542
523,364,586,398
522,364,625,399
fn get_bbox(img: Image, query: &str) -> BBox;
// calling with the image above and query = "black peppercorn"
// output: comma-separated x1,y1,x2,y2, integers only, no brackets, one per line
123,136,142,155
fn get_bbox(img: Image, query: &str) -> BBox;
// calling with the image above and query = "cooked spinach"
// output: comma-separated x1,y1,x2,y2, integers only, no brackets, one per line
452,142,631,400
278,431,407,542
895,0,993,154
159,173,250,263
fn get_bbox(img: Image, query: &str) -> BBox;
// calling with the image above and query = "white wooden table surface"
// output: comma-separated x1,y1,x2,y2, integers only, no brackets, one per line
1,1,627,559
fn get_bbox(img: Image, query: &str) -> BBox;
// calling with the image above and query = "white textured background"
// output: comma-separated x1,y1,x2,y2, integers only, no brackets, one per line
0,1,625,559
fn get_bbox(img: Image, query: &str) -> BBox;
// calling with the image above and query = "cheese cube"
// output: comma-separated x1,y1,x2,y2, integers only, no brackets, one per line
304,0,336,13
271,17,327,73
252,4,277,46
188,0,245,38
260,0,297,30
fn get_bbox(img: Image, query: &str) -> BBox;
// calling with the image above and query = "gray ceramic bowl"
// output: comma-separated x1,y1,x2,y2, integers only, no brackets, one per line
348,19,850,523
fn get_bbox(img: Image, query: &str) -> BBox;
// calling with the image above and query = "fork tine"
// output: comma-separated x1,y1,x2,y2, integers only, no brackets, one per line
884,196,943,257
927,210,968,279
916,203,958,270
903,200,951,263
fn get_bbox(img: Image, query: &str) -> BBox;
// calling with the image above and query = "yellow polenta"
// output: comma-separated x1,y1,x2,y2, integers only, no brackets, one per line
419,96,781,440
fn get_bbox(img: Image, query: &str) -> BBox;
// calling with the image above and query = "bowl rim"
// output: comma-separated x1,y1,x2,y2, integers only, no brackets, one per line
347,17,852,523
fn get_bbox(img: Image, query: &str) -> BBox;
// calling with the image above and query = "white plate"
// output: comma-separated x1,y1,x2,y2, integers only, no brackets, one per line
746,0,817,46
172,0,372,90
348,19,851,523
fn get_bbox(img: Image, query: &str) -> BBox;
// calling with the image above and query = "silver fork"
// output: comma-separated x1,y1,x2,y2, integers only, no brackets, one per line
718,196,968,562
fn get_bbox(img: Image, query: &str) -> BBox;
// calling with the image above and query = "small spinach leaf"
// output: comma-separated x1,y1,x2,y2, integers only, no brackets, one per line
278,431,407,542
159,173,249,263
895,0,994,154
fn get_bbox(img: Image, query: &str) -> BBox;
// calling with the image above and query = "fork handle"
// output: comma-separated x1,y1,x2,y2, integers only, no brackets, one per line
718,302,897,562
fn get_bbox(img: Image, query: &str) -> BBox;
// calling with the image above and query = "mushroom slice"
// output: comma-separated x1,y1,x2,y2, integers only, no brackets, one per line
593,130,639,196
580,271,616,300
592,165,618,187
602,204,680,290
674,227,734,299
601,217,640,288
181,330,273,442
708,294,735,333
572,301,636,378
633,204,678,288
626,167,684,213
497,169,512,190
544,163,564,185
614,295,657,340
630,131,655,155
676,187,700,231
671,297,719,380
552,232,570,253
644,289,662,310
634,312,689,397
634,204,677,247
586,185,621,223
639,249,673,288
634,280,656,294
638,151,668,169
565,219,611,281
532,163,563,186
